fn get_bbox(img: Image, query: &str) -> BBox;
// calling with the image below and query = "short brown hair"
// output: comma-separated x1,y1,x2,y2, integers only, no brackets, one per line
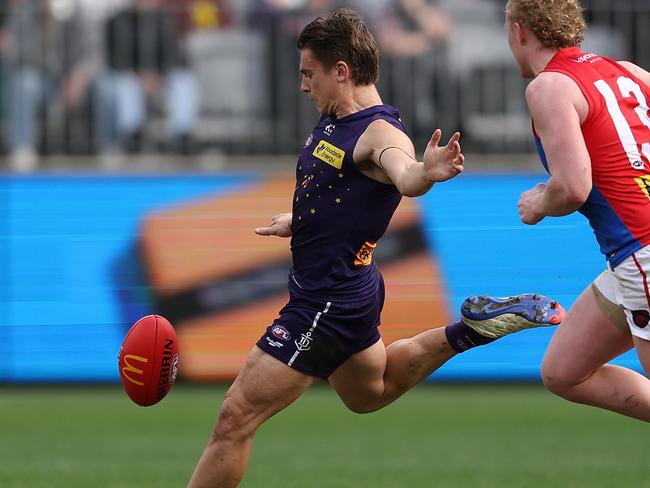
297,8,379,85
506,0,586,49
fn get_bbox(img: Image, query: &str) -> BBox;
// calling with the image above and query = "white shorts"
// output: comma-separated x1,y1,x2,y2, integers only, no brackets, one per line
593,244,650,340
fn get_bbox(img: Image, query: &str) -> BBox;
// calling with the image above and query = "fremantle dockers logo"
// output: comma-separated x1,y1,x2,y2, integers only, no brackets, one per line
632,310,650,328
295,331,313,351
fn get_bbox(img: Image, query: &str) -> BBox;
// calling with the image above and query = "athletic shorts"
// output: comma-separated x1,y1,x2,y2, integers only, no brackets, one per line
593,244,650,340
256,278,385,379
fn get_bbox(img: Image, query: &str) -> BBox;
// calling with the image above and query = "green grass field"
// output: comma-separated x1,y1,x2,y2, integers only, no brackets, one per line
1,383,648,488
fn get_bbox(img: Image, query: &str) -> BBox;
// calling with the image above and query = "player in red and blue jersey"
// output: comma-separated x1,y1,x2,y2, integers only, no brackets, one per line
187,9,565,487
506,0,650,422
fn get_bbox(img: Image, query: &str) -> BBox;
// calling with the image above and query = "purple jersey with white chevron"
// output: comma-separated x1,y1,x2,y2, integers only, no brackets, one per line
289,105,404,299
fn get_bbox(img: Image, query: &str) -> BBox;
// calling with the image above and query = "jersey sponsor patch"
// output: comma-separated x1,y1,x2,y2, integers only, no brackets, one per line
354,241,377,266
313,140,345,169
635,175,650,200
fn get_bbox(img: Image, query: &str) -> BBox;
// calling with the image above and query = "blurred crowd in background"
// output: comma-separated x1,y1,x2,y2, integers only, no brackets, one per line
0,0,647,172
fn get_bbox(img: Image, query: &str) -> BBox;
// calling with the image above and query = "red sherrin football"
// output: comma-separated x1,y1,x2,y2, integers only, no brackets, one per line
118,315,180,406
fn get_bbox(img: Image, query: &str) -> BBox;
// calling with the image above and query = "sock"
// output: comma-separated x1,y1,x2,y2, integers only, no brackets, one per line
445,321,496,353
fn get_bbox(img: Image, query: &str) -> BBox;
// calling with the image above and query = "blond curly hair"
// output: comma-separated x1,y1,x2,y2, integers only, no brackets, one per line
506,0,586,49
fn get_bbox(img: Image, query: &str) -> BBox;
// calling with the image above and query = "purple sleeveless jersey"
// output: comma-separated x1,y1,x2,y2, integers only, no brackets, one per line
257,105,406,378
289,105,404,301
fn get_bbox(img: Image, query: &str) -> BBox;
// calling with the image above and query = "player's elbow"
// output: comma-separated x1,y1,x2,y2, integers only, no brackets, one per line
563,181,591,209
396,178,433,197
399,187,427,198
551,176,590,213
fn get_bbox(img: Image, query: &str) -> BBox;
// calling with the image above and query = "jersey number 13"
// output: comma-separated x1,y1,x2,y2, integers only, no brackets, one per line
595,76,650,170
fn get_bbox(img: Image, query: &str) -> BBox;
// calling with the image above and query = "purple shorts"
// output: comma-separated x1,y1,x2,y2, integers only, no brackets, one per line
256,279,385,379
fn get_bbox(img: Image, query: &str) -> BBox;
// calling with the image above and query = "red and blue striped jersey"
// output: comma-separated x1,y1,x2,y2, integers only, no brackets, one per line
535,47,650,267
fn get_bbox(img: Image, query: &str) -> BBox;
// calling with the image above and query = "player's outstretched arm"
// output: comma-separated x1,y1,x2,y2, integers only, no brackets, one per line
255,212,292,237
518,73,592,225
356,120,464,197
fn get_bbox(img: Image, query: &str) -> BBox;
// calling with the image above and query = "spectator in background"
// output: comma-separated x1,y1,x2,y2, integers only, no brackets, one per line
376,0,451,58
97,0,199,156
2,0,88,171
287,0,337,34
374,0,453,139
166,0,232,36
250,0,336,37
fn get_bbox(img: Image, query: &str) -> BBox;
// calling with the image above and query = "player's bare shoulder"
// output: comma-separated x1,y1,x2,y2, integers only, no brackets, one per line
354,118,414,165
526,72,587,121
526,72,579,104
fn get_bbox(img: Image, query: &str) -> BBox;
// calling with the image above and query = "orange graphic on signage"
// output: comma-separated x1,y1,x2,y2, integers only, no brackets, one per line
140,175,451,381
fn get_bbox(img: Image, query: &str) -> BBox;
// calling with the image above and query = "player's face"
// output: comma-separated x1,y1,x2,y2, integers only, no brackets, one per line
505,14,534,79
299,48,339,114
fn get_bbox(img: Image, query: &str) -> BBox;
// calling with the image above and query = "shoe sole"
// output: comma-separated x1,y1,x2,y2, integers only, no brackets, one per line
461,293,565,339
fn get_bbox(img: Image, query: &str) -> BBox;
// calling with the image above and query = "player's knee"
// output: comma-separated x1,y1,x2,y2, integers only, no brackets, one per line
541,361,580,398
340,397,381,414
347,403,378,414
211,395,257,444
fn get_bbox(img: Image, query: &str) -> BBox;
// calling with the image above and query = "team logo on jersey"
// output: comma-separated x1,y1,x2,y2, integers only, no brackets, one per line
632,310,650,328
304,133,314,148
295,331,313,351
354,241,377,266
632,160,645,170
324,124,335,136
313,140,345,169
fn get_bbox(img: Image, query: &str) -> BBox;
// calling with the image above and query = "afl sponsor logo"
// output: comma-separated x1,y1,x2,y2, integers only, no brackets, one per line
265,337,284,348
313,140,345,169
635,175,650,199
632,310,650,328
271,325,291,341
574,53,597,63
121,354,148,386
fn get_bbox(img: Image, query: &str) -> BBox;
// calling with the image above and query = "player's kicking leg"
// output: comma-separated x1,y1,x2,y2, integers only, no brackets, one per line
330,293,565,412
187,347,314,488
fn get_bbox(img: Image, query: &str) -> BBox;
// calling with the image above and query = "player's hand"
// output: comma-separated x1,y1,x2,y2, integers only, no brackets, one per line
518,183,546,225
255,213,293,237
422,129,464,182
